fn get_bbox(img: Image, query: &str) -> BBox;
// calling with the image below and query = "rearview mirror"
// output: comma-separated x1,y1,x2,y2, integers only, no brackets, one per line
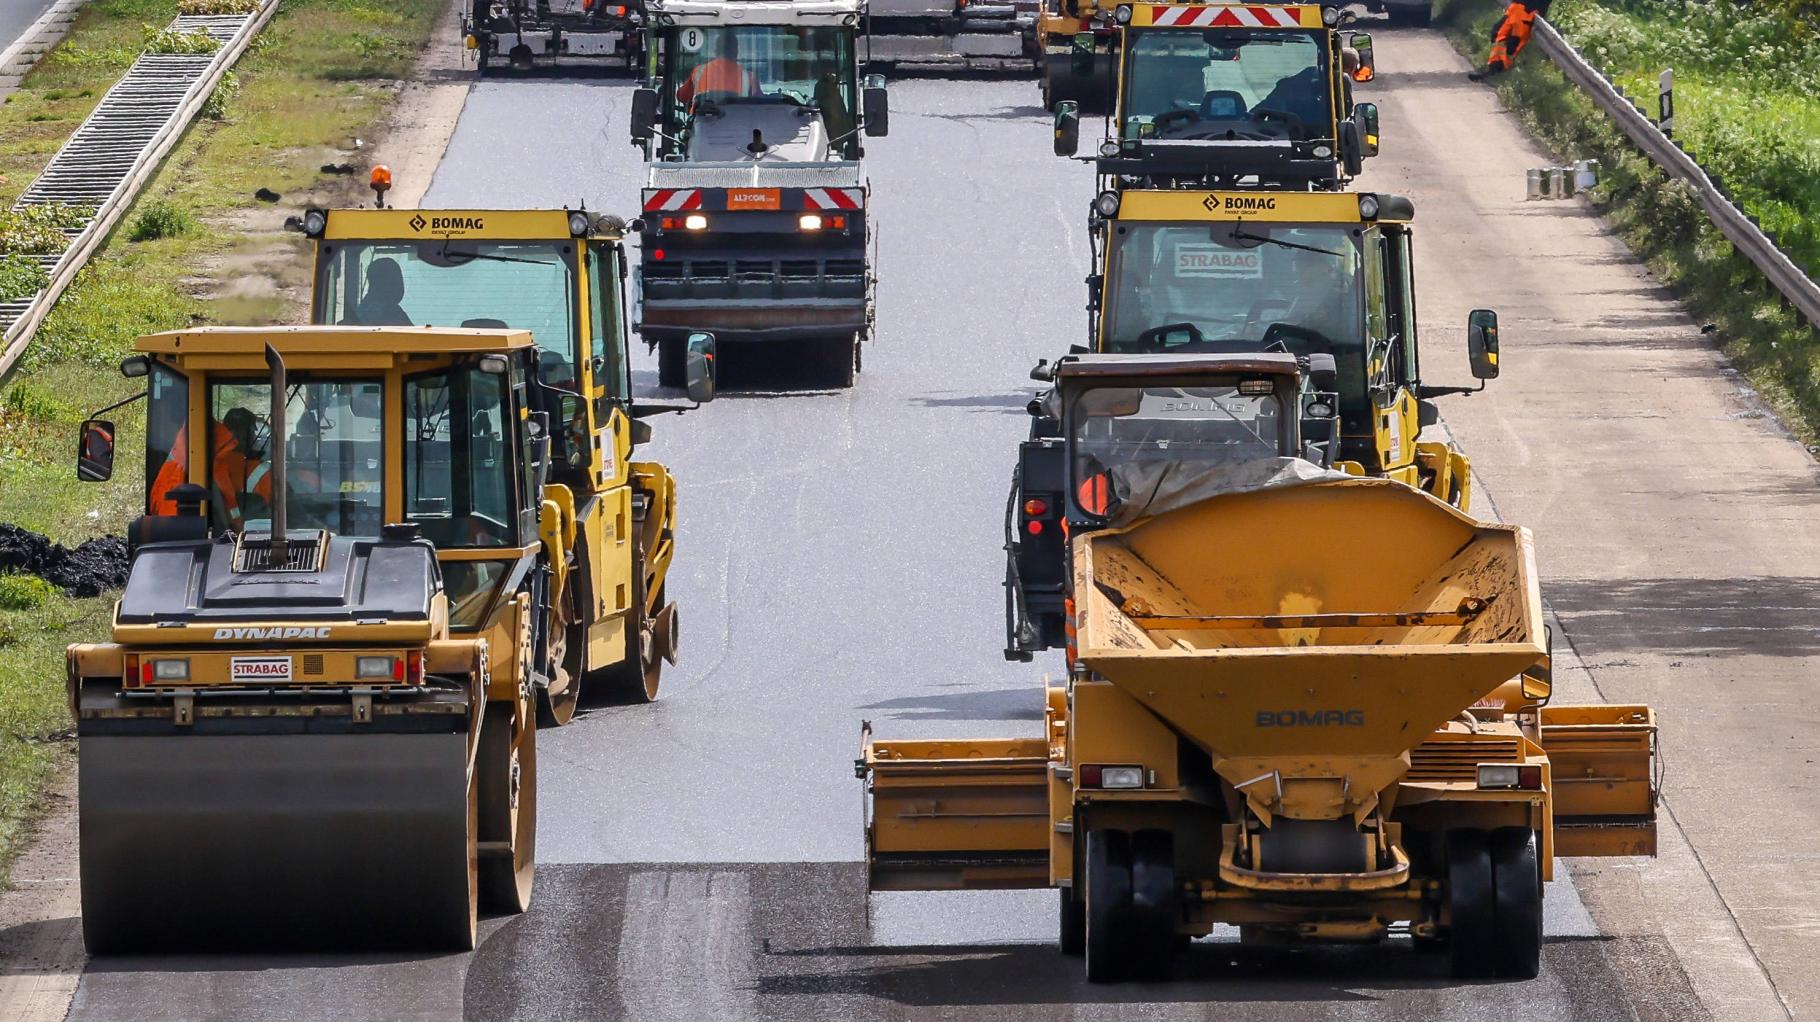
863,75,889,137
77,419,115,482
630,87,660,145
1338,120,1364,177
1347,32,1375,82
685,332,717,404
1053,100,1080,158
1354,101,1379,157
1030,358,1054,382
1467,309,1500,380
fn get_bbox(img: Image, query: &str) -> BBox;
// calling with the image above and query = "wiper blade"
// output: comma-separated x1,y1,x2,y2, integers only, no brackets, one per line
437,239,557,266
1229,218,1345,258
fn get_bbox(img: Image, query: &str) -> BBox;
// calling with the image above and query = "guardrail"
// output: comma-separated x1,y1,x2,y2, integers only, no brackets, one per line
1531,17,1820,328
0,0,280,378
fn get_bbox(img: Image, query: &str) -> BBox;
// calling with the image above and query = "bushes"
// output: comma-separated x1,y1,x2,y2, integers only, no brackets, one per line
177,0,261,13
0,204,93,255
0,254,48,303
0,575,55,611
127,198,197,241
142,25,222,54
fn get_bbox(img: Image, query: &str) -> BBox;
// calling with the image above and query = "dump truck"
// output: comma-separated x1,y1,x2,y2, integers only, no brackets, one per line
1074,188,1482,511
628,0,888,387
300,206,701,715
864,0,1039,74
66,323,715,953
464,0,643,73
860,351,1658,982
1050,2,1379,189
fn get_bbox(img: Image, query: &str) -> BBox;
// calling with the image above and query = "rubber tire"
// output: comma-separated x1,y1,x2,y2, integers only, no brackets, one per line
1084,829,1133,983
1059,886,1085,956
822,336,856,389
1491,827,1543,979
594,564,663,704
477,700,536,915
1447,828,1497,979
657,337,685,389
1129,828,1178,981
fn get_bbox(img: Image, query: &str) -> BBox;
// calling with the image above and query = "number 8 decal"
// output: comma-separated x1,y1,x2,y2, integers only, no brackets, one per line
682,27,703,52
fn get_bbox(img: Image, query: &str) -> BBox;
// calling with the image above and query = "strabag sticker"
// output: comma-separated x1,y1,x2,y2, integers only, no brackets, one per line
231,656,293,682
1174,243,1262,279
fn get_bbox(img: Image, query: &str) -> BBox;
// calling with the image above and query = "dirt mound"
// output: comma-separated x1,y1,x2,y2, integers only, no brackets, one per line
0,524,130,597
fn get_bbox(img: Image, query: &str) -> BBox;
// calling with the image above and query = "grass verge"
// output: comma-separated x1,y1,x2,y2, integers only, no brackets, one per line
1431,0,1820,445
0,0,443,886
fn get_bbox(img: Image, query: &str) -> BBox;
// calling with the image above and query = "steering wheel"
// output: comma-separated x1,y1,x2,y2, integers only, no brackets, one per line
1152,108,1202,135
1249,107,1305,137
1261,322,1330,356
1133,322,1206,351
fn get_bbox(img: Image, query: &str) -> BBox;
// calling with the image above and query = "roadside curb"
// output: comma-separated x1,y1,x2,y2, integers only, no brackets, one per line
0,0,88,99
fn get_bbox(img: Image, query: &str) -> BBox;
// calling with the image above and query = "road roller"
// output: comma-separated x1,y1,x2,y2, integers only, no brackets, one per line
860,352,1658,982
65,324,716,953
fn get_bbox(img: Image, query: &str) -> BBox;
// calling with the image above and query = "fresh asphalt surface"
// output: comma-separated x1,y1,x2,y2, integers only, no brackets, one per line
49,27,1791,1022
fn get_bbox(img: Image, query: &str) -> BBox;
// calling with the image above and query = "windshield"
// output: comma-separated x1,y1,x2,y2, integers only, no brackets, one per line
661,25,857,155
1121,29,1331,141
315,240,579,389
404,365,519,549
202,379,385,537
1070,384,1285,516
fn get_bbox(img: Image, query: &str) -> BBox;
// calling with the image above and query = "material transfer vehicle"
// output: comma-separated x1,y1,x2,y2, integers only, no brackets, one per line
66,323,712,953
465,0,643,73
629,0,888,387
865,0,1039,73
860,351,1658,982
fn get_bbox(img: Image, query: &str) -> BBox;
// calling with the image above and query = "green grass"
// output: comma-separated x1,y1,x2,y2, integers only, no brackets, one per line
1432,0,1820,444
0,0,442,887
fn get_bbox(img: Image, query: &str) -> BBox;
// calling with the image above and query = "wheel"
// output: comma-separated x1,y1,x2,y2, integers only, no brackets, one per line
853,332,863,376
593,561,665,704
821,336,855,388
428,775,481,950
1447,828,1496,979
1491,827,1543,979
534,565,584,726
1059,886,1085,956
1129,829,1178,980
478,700,536,915
1083,828,1133,983
657,337,684,389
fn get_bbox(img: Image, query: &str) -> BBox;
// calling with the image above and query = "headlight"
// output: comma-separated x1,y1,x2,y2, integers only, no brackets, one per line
1114,4,1132,23
301,209,327,237
798,213,823,231
568,210,593,237
151,658,190,681
683,214,708,230
1098,140,1120,158
1358,193,1380,219
357,656,398,679
1322,6,1340,25
1476,764,1543,790
1092,190,1120,218
1100,765,1144,789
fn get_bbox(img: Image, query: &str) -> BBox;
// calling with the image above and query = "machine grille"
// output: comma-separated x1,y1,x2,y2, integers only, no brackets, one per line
302,655,325,677
1407,737,1522,783
233,533,326,573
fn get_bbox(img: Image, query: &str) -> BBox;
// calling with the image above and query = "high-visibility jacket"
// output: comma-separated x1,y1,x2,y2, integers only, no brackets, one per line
149,421,272,525
1486,1,1548,71
678,57,760,105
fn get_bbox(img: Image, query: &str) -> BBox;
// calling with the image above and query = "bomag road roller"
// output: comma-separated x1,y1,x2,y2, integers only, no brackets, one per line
1050,3,1379,189
859,352,1658,982
1074,188,1485,512
300,206,714,715
628,0,888,387
66,323,716,954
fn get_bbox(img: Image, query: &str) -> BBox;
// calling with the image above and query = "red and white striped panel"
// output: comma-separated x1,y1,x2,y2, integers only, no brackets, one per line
643,188,703,212
803,187,864,211
1150,5,1301,28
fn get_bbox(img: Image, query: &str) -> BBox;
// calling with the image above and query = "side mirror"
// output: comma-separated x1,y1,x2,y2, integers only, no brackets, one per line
1521,625,1553,702
1354,101,1379,157
1347,32,1375,82
685,332,717,404
1338,120,1364,177
862,75,889,137
630,86,660,145
1053,100,1080,158
1030,358,1054,382
77,419,115,482
1467,309,1500,380
1303,352,1337,392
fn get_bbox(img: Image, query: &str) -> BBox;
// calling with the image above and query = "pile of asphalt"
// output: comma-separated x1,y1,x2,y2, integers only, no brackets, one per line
0,523,130,597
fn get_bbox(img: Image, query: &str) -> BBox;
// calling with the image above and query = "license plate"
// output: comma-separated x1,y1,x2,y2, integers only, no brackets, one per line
231,656,293,683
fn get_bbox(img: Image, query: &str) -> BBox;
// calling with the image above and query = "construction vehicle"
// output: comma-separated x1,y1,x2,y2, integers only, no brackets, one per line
629,0,887,387
1040,1,1374,117
464,0,644,74
1051,2,1379,189
1067,187,1479,512
66,324,715,953
860,351,1658,982
864,0,1039,74
300,206,702,717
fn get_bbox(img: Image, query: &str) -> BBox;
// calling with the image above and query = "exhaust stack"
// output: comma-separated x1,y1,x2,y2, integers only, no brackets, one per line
264,343,287,560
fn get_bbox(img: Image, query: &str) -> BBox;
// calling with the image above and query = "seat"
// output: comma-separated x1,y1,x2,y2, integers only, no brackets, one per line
1201,90,1247,120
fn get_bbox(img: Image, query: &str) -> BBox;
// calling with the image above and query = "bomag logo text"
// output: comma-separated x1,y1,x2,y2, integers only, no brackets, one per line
1257,709,1365,727
1223,196,1278,213
212,626,331,640
428,216,484,231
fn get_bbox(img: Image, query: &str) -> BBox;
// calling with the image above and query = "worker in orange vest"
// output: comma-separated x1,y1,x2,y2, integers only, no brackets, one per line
1469,0,1551,82
677,32,761,107
148,409,273,529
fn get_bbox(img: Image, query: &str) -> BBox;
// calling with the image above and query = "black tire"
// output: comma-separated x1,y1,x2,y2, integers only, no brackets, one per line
1447,828,1496,979
477,700,536,915
657,337,684,389
1059,886,1085,956
822,336,856,388
1491,827,1543,979
1129,829,1178,981
1084,828,1133,983
595,558,664,704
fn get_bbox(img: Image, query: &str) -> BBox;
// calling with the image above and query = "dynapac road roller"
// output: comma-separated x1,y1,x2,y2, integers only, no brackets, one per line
859,351,1657,982
66,324,715,953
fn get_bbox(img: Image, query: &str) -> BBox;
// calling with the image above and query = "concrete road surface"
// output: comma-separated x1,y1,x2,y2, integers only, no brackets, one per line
0,0,58,54
31,26,1815,1022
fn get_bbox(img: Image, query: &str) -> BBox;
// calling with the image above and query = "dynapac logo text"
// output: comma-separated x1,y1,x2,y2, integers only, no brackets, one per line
213,626,332,640
1256,709,1365,727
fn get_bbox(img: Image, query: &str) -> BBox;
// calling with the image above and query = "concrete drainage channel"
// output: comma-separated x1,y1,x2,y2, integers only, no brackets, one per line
0,0,280,377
